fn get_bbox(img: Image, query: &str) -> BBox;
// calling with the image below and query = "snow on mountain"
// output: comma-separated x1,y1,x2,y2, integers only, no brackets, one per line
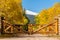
26,10,37,15
25,10,38,24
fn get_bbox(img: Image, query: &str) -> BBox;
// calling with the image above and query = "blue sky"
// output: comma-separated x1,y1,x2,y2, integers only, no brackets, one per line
22,0,60,13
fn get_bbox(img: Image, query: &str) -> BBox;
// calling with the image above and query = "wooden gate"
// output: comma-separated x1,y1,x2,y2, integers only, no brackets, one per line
33,18,59,35
0,17,59,35
28,18,59,35
0,17,26,34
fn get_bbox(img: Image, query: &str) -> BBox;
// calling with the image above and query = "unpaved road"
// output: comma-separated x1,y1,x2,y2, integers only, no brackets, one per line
0,34,60,40
0,36,60,40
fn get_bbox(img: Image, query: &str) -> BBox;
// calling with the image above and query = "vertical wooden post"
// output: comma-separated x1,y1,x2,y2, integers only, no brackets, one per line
58,17,60,35
11,25,13,33
47,27,49,34
1,17,4,34
55,18,59,35
28,24,33,35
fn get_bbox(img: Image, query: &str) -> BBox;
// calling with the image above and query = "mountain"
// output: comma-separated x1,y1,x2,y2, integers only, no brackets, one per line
25,10,37,24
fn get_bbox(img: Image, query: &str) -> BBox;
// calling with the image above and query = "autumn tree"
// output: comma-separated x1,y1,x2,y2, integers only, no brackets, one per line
0,0,26,25
35,3,60,25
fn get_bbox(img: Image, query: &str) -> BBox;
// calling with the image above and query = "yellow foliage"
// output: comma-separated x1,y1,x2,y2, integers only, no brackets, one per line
35,3,60,25
0,0,26,24
14,0,22,3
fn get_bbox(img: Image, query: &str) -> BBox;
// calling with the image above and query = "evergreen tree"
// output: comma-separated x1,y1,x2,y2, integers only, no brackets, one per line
23,9,30,31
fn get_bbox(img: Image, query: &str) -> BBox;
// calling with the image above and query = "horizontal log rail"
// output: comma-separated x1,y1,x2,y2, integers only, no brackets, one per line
33,21,56,33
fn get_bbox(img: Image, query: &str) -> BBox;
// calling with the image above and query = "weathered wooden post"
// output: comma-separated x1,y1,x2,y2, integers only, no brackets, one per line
55,18,59,35
28,24,33,35
1,17,4,34
57,15,60,35
55,15,60,35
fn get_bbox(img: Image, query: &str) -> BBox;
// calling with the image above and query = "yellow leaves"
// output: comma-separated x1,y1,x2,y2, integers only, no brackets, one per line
14,0,22,3
0,0,25,24
54,3,60,8
35,3,60,25
24,17,28,25
36,9,49,25
0,12,4,16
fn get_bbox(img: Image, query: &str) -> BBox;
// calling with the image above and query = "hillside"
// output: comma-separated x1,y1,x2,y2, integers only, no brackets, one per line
26,10,37,24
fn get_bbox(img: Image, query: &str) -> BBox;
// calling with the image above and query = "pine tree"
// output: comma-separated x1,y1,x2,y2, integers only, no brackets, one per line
23,9,30,31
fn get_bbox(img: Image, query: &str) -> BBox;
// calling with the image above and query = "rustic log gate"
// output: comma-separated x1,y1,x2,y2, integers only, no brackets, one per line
28,19,59,35
0,17,59,35
1,17,26,34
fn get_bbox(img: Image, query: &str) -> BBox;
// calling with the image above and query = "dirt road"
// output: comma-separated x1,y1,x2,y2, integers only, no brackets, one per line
0,34,60,40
